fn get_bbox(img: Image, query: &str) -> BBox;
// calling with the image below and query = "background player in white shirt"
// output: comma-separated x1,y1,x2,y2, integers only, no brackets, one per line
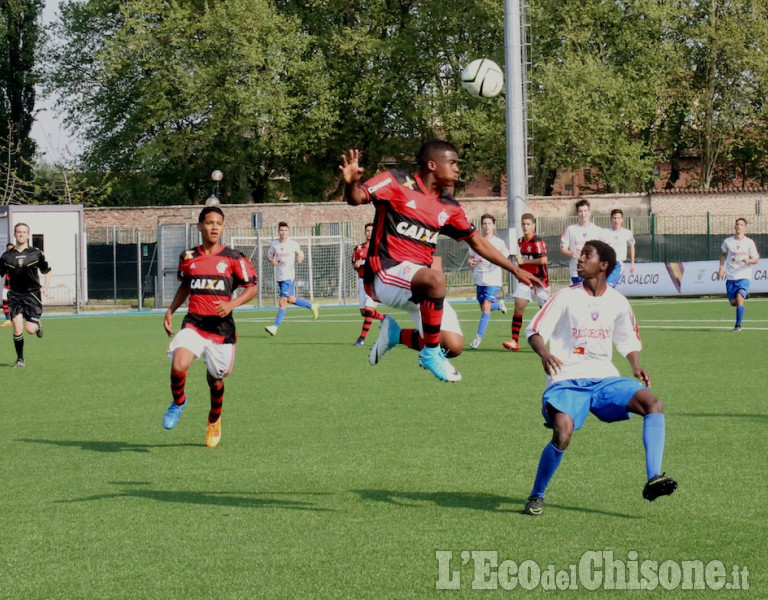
560,199,605,284
467,214,508,349
604,208,636,287
717,217,760,332
523,239,676,516
265,221,319,335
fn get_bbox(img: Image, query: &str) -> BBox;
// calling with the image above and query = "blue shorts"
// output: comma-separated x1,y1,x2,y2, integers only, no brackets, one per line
541,377,645,431
726,279,749,301
278,280,296,298
606,263,623,288
476,285,502,305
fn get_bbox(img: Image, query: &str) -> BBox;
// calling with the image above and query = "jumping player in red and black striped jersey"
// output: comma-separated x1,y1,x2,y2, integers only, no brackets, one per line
162,206,258,448
340,140,541,382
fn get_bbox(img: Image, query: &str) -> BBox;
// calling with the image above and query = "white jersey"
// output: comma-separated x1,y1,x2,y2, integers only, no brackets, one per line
525,283,642,386
561,223,605,277
604,227,635,263
268,238,304,281
721,235,759,280
468,235,510,286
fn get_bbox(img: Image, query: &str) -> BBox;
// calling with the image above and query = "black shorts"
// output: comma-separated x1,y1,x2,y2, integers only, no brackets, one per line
8,291,43,323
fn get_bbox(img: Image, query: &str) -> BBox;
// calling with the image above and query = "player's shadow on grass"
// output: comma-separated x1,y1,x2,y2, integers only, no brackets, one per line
60,482,331,512
16,438,200,453
354,489,640,519
674,412,768,421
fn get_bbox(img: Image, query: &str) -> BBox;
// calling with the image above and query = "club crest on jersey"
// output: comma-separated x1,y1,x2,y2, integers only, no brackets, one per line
438,210,448,227
190,278,225,290
396,221,439,244
216,261,228,274
591,311,599,321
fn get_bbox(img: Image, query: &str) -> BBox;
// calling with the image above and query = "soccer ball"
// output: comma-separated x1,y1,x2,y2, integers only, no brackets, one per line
461,59,504,99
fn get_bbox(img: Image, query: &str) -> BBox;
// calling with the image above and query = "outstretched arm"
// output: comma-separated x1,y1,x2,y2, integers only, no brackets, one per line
164,281,191,336
339,149,368,206
528,333,563,376
466,233,542,287
625,350,651,388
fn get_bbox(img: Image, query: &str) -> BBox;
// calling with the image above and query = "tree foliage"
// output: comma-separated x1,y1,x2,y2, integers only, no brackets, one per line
41,0,768,203
1,0,42,190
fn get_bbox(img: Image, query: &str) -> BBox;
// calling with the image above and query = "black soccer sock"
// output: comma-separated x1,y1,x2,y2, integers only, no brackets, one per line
13,334,23,360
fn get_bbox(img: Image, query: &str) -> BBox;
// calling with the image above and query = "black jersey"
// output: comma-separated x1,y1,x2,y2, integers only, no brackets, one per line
0,247,51,295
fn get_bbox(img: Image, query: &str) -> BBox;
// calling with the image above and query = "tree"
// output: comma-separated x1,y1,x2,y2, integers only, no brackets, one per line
0,0,43,187
46,0,336,204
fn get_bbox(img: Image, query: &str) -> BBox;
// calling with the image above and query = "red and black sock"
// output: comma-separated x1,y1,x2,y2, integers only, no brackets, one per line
512,313,523,342
360,308,387,339
209,381,224,424
400,329,424,351
420,297,444,348
170,371,187,405
13,334,23,360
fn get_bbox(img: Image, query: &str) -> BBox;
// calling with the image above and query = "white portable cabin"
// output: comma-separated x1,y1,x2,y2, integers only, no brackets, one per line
0,205,87,306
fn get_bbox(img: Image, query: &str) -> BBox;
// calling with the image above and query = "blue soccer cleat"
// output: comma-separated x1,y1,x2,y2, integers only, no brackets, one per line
162,398,187,430
417,346,462,382
369,316,401,366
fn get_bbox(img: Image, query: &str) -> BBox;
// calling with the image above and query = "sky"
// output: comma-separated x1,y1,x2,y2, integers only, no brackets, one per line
31,0,81,162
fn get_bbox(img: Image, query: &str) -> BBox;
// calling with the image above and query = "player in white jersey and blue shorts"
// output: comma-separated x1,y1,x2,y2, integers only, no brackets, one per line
467,214,509,349
265,221,319,336
523,239,676,516
717,217,760,332
604,208,636,288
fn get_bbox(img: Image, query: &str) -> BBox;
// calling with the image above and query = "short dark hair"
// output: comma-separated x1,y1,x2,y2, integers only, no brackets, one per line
736,217,747,226
365,222,374,229
575,199,590,210
584,239,617,275
198,206,224,223
278,221,289,228
416,140,458,170
480,213,496,224
610,208,624,218
521,212,536,224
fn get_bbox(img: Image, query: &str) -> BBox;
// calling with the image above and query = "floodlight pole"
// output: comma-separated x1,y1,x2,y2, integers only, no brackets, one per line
503,0,527,246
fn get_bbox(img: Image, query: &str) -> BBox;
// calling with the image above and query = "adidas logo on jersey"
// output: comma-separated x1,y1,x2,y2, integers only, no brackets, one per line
396,221,439,244
190,278,225,290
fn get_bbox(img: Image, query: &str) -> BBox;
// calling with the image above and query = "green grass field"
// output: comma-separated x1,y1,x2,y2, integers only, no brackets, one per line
2,297,767,599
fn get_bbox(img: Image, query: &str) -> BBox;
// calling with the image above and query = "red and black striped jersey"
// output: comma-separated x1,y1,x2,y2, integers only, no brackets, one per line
177,245,257,344
518,234,549,286
352,241,368,278
360,170,476,272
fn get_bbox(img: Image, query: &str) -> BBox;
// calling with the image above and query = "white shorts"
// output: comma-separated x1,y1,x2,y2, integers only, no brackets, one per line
372,262,462,336
357,278,377,310
513,281,550,308
167,327,235,379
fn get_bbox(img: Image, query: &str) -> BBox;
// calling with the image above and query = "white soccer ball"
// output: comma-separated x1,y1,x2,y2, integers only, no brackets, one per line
461,59,504,99
211,169,224,182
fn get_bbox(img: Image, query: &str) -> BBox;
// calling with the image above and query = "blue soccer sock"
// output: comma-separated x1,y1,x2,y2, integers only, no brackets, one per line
530,442,565,498
274,308,287,326
736,305,745,326
642,413,666,480
476,313,491,338
294,297,312,309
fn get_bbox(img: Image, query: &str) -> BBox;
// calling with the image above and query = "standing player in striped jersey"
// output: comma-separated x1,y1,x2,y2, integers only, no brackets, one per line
503,213,549,352
604,208,636,288
162,206,258,448
467,214,508,349
718,217,760,332
523,240,676,516
339,140,540,382
352,223,386,346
